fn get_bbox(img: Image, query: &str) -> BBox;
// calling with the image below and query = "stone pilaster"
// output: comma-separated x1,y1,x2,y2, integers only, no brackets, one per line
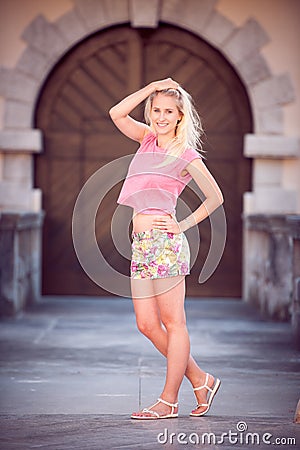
0,212,44,316
0,130,42,211
243,214,299,320
244,135,300,215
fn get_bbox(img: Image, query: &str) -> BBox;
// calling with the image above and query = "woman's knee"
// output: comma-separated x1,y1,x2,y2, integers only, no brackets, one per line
161,316,187,333
136,317,161,338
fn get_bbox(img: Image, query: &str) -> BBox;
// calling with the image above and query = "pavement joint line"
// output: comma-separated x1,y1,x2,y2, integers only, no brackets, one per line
138,356,142,410
33,318,58,345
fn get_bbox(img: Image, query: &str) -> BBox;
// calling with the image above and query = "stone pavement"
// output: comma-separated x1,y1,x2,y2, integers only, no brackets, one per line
0,297,299,449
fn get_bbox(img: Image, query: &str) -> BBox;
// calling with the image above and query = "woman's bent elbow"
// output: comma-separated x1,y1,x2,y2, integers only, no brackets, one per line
212,193,224,211
216,187,224,206
109,106,117,120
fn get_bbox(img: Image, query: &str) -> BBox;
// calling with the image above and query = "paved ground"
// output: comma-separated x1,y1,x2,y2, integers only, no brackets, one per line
0,297,299,449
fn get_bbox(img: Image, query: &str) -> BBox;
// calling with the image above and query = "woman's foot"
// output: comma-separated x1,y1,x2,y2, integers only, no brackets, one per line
190,373,221,416
131,398,178,420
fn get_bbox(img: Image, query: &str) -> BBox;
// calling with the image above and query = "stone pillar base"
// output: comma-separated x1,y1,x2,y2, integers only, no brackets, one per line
288,216,300,349
243,214,300,323
0,211,44,316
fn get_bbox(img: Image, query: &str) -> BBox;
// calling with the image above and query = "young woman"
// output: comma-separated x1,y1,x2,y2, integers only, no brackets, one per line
109,78,223,419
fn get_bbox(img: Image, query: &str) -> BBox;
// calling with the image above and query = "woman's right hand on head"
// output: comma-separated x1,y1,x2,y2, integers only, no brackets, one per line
109,78,179,143
151,78,179,91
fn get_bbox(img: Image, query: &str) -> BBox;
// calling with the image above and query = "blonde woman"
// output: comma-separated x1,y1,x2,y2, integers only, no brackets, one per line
109,78,223,419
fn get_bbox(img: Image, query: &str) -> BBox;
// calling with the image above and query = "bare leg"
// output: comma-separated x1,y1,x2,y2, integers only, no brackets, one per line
155,276,189,413
131,276,214,416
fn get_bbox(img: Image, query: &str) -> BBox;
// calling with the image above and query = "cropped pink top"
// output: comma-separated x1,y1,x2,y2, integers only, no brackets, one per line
117,132,201,215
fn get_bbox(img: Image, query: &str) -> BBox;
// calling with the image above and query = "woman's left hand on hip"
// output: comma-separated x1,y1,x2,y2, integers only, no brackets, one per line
152,215,181,234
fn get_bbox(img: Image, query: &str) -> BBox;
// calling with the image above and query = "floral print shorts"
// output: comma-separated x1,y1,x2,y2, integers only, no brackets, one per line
131,229,190,279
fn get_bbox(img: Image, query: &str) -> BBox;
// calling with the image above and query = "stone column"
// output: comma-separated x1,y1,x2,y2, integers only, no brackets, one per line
243,135,300,321
243,215,291,319
0,130,43,316
288,216,300,349
0,212,44,316
243,214,300,323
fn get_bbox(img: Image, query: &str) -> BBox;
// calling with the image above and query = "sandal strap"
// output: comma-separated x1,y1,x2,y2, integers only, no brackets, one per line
141,408,160,418
157,397,178,408
144,399,160,411
193,373,214,393
139,398,178,418
196,403,209,408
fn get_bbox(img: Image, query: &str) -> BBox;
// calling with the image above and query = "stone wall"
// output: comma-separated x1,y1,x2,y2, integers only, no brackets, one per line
0,212,44,316
243,214,300,324
290,217,300,348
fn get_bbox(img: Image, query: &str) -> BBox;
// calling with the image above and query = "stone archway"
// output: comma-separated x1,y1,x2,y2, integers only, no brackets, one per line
34,24,252,297
0,1,295,134
0,0,297,310
0,0,297,212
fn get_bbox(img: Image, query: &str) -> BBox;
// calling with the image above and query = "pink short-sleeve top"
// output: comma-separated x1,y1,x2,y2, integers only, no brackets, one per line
117,132,201,215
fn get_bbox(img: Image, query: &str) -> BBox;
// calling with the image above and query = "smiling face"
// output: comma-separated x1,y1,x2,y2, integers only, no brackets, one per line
150,93,182,140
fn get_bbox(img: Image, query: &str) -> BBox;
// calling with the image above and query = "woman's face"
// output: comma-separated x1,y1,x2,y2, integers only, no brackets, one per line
150,93,182,139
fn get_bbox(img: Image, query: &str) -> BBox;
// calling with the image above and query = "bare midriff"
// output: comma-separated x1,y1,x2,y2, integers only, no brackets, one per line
132,211,174,234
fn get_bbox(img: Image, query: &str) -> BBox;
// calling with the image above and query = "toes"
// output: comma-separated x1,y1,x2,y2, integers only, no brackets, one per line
131,410,155,418
191,405,209,415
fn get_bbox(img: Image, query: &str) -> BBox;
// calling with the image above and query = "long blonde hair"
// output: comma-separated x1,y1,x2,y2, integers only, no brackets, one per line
144,86,204,159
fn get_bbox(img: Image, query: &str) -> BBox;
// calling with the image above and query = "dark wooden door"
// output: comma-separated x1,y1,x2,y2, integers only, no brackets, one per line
35,25,252,297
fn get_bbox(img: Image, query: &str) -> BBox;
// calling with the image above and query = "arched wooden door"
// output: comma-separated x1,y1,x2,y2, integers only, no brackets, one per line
35,25,252,297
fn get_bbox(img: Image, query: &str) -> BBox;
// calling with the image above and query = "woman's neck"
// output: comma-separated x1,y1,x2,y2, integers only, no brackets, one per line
156,134,175,148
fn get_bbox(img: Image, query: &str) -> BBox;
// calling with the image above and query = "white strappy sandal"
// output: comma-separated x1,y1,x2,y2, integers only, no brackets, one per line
190,373,221,417
131,397,179,420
